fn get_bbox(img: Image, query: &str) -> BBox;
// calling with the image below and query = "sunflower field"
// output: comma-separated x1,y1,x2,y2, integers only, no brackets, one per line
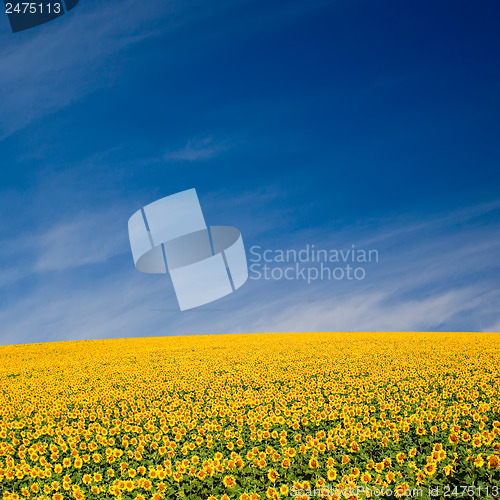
0,332,499,500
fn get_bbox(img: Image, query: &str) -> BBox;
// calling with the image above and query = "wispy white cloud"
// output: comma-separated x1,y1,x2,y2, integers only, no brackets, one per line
0,0,164,137
485,320,500,333
0,0,245,137
164,137,229,162
0,0,335,138
357,199,500,248
0,270,171,345
243,288,491,333
210,197,500,334
199,185,300,239
33,208,129,272
0,202,131,287
0,193,498,345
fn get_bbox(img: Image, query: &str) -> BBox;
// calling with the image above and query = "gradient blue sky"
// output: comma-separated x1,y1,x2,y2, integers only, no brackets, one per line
0,0,499,345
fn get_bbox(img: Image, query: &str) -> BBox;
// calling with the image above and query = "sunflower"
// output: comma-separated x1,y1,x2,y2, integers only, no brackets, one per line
361,472,371,483
223,475,236,488
424,462,437,476
474,455,485,468
327,469,337,481
267,469,279,482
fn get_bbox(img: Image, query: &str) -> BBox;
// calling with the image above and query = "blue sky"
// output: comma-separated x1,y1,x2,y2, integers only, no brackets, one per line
0,0,499,345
